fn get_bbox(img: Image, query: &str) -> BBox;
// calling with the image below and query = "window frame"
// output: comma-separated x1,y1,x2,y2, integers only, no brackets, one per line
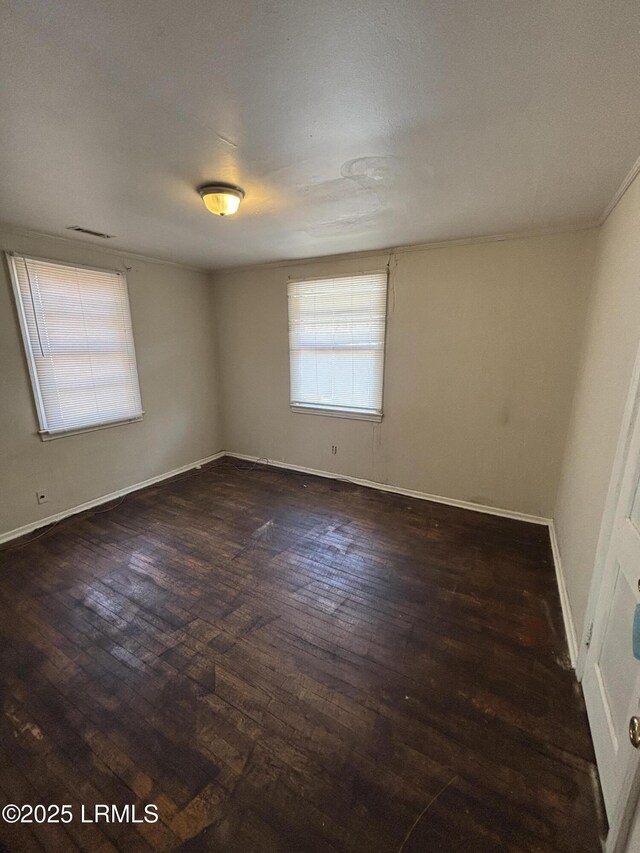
287,269,389,422
7,252,144,440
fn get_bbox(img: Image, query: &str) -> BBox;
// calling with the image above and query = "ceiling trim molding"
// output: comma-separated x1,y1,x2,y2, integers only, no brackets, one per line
599,153,640,226
1,219,603,276
0,223,209,274
212,222,599,276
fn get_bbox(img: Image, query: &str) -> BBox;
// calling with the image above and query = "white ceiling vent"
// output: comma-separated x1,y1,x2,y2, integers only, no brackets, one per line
66,226,115,239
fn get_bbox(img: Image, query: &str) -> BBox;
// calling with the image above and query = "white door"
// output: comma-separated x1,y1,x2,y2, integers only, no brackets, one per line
626,800,640,853
582,386,640,845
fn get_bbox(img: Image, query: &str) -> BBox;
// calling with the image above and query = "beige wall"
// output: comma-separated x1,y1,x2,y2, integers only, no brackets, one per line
213,231,595,518
555,174,640,641
0,228,222,537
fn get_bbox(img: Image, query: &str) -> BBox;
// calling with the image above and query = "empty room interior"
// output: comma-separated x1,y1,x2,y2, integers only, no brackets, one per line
2,2,640,852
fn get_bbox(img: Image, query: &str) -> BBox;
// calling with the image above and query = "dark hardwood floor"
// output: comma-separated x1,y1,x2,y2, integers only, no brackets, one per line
0,458,603,852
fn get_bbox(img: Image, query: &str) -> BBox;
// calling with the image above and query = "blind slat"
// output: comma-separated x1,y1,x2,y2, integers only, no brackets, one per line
288,272,387,416
9,254,143,434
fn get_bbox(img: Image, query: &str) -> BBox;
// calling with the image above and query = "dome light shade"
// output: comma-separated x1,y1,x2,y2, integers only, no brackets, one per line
198,183,245,216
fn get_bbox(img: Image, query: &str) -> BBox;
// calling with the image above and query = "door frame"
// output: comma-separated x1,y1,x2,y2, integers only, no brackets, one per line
576,336,640,852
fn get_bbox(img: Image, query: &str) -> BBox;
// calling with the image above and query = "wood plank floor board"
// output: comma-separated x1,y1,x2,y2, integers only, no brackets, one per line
0,460,603,851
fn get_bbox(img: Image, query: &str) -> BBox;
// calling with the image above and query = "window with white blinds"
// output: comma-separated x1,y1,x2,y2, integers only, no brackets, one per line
8,254,143,437
287,271,388,420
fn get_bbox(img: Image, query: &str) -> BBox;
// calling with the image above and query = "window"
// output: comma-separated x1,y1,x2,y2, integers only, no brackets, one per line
287,271,388,421
8,253,143,438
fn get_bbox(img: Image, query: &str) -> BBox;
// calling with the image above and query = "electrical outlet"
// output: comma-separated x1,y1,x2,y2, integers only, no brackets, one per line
36,489,49,505
331,445,338,455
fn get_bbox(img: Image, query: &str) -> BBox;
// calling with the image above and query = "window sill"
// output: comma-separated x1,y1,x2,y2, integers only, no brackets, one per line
39,415,144,441
290,405,382,423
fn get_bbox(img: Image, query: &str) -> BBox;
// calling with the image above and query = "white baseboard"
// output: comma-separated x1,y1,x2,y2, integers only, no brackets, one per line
547,520,578,668
0,451,226,545
225,452,551,525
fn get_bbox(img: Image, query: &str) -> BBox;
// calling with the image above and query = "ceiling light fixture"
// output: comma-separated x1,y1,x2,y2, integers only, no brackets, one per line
198,182,245,216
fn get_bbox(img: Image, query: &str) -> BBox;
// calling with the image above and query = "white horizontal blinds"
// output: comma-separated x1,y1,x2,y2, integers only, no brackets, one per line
288,272,388,415
11,255,143,434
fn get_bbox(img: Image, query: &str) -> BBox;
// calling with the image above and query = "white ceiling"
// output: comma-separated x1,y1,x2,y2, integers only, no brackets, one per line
1,0,640,269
